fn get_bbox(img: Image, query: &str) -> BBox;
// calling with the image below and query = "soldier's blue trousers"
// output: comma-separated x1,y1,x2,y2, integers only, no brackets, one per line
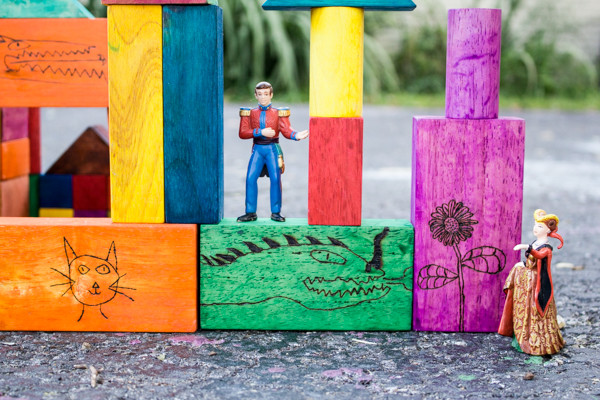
245,143,281,214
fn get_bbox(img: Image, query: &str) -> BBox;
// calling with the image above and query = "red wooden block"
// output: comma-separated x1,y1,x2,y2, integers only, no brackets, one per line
0,175,29,217
29,108,41,174
1,138,30,180
73,175,109,211
1,108,29,142
308,117,363,226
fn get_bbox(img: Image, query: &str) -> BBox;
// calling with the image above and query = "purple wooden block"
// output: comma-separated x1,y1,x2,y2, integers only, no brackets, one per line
411,116,525,332
1,108,29,141
445,9,502,119
74,209,108,218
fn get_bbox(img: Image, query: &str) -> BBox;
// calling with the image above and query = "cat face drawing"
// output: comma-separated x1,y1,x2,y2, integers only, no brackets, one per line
51,238,135,322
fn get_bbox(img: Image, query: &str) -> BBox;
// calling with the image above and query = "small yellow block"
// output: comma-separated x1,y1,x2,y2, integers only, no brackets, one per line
309,7,364,118
39,208,75,218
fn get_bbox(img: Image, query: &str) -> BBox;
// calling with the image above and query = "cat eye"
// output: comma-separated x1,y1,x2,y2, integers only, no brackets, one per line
96,264,111,275
78,265,90,274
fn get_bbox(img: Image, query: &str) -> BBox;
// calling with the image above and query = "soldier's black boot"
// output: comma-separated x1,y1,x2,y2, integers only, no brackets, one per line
237,212,257,222
270,213,285,222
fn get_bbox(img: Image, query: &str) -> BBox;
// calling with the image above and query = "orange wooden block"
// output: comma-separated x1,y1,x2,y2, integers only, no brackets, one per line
0,175,29,217
1,138,30,180
0,19,108,107
0,218,197,332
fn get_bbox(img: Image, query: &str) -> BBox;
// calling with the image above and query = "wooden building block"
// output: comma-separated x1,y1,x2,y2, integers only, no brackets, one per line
29,108,41,174
263,0,416,11
108,6,165,223
445,9,502,119
1,138,30,180
0,0,94,18
0,19,108,108
0,218,197,332
103,0,216,4
1,108,29,141
47,126,109,175
39,174,73,208
29,174,39,217
309,7,363,118
308,117,363,226
39,208,75,218
163,5,223,224
73,175,109,211
201,219,413,330
411,117,525,332
0,175,29,217
74,210,108,218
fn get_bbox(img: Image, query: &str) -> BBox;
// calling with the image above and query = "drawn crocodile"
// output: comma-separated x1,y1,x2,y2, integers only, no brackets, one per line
201,227,411,311
0,35,106,83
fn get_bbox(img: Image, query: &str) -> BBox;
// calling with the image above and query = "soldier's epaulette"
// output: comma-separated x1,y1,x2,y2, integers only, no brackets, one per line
278,107,291,117
239,107,252,117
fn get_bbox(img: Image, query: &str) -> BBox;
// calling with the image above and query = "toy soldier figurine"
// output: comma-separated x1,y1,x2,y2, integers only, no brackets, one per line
237,81,309,222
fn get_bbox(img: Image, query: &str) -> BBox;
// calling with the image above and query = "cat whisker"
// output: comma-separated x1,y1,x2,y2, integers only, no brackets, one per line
61,283,74,297
51,268,74,283
115,286,136,290
50,281,72,287
109,288,134,302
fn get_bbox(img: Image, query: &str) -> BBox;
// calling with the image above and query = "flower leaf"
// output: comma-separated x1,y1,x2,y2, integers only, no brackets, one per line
417,264,458,290
462,246,506,274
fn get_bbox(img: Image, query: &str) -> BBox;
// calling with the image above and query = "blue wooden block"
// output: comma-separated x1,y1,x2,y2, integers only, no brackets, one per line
0,0,93,18
39,174,73,208
163,5,224,224
262,0,416,11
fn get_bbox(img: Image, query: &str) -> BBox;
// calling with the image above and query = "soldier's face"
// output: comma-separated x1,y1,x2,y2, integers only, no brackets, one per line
255,89,273,106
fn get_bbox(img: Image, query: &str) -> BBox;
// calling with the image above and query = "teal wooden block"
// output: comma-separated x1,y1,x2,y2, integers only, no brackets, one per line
163,5,223,224
200,219,414,330
262,0,416,11
0,0,93,18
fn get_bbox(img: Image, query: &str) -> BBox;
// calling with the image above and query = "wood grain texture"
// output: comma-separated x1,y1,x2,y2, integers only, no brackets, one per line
39,208,74,217
28,108,41,174
73,175,109,211
1,108,28,141
163,5,223,224
308,117,363,226
0,175,29,217
1,138,30,180
29,173,39,217
46,126,109,175
262,0,416,11
0,19,108,107
309,7,363,118
39,174,72,208
411,116,525,332
0,0,93,18
108,6,164,223
445,9,501,119
200,218,413,330
0,218,197,332
103,0,216,4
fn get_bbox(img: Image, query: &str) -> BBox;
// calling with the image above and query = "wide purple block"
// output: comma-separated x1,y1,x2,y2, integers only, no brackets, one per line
445,9,501,119
74,210,108,218
1,108,29,142
411,116,525,332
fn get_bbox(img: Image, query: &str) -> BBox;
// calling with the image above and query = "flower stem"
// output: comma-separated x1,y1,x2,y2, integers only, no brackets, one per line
453,244,464,332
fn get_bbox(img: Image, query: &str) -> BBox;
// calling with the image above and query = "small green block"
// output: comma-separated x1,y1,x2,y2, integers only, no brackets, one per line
29,174,39,217
200,218,414,331
0,0,93,18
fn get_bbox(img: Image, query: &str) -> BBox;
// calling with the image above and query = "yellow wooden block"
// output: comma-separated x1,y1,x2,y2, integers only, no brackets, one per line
39,208,75,218
108,5,165,222
309,7,364,118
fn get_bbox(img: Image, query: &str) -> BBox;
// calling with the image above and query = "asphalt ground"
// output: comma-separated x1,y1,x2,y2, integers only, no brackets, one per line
0,104,598,399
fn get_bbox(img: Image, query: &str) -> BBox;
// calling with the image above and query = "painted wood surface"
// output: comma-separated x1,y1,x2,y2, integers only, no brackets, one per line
1,108,28,141
103,0,216,4
29,173,39,217
309,7,363,118
0,218,197,332
29,108,41,174
262,0,416,11
73,175,109,211
0,0,93,18
445,9,501,119
163,5,224,224
0,175,28,217
200,218,413,330
411,117,525,332
47,126,109,175
0,19,108,107
1,138,30,180
39,208,74,218
108,6,164,223
39,174,72,208
308,117,363,226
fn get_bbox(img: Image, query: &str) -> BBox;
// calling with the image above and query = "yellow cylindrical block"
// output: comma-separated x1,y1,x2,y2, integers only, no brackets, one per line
309,7,364,118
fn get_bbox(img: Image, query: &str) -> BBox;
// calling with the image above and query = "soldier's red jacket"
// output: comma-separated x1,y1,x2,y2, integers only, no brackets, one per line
239,105,297,145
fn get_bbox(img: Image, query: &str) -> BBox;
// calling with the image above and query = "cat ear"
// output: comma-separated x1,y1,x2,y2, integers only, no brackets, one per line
106,241,117,269
64,237,77,265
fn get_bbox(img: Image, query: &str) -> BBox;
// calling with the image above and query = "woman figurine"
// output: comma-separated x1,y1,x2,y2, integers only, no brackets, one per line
498,209,565,355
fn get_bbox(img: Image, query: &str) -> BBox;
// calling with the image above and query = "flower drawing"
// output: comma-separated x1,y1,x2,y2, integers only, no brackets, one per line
429,200,478,246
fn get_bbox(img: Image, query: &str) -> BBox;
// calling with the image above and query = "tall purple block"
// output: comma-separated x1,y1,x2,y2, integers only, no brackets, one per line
1,108,29,142
445,9,501,119
411,8,526,332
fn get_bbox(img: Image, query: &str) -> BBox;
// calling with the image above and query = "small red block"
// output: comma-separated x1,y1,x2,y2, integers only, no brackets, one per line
73,175,109,211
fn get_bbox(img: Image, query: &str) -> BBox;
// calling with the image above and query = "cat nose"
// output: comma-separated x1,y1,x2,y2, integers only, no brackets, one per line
92,282,99,289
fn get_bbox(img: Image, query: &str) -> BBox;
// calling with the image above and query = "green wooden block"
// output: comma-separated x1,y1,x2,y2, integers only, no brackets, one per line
0,0,93,18
29,174,39,217
200,219,414,330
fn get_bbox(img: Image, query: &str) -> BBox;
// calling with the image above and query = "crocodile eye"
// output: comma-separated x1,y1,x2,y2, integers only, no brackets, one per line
310,250,346,265
8,41,29,51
